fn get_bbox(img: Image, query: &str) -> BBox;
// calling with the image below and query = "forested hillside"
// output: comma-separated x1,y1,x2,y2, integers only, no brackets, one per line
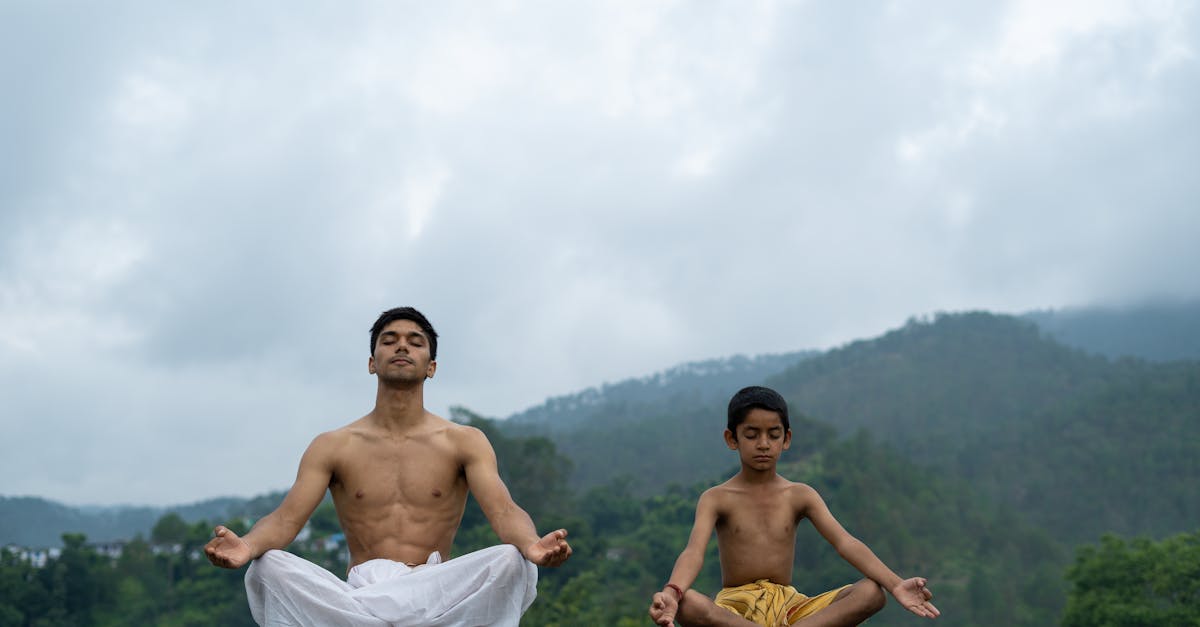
768,312,1200,545
498,311,1200,547
4,306,1197,625
506,351,812,431
0,496,244,549
1,412,1066,626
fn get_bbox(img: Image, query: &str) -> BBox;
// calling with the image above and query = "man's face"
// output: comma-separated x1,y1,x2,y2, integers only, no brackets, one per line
369,319,436,383
725,408,791,470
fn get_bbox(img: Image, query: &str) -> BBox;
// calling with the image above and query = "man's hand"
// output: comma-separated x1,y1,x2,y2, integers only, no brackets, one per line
524,529,572,567
648,590,679,626
205,525,253,569
892,577,940,619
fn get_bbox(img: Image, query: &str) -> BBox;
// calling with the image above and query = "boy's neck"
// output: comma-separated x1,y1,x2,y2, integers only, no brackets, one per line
735,465,781,485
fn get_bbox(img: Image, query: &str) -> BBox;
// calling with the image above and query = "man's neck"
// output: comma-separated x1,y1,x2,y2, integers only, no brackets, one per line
371,381,427,428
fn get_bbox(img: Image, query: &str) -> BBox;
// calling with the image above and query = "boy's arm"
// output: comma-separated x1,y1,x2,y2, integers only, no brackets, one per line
648,489,719,627
205,433,336,569
799,484,940,619
461,426,571,567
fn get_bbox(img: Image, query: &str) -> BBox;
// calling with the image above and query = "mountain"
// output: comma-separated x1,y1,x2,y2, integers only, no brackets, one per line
497,311,1200,547
0,495,259,548
506,350,815,430
501,351,815,492
1023,300,1200,362
768,312,1200,545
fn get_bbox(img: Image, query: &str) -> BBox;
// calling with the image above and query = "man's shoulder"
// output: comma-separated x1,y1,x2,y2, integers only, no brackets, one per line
439,417,484,440
438,420,494,457
319,418,373,443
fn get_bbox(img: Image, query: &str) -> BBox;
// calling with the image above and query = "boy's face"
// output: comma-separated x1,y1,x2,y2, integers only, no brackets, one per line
725,408,792,471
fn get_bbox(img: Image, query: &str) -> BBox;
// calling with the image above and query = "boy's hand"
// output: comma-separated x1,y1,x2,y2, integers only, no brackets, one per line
204,525,252,569
892,577,940,619
524,529,572,567
648,590,679,626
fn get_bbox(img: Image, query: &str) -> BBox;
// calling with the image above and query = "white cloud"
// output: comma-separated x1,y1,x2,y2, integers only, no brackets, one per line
0,0,1196,505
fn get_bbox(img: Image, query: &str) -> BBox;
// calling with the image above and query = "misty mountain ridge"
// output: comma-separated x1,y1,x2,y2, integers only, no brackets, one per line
508,308,1198,546
505,350,816,430
4,301,1197,548
1022,300,1200,362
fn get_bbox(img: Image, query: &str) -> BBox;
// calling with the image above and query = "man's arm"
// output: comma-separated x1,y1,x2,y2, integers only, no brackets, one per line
460,426,571,567
204,433,337,569
648,489,719,627
800,484,940,619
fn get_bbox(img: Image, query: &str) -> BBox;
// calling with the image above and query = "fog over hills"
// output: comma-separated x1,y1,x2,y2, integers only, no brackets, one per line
5,302,1197,548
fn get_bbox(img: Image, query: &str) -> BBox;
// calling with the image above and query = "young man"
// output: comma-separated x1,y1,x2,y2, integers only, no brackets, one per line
205,307,572,626
648,386,939,627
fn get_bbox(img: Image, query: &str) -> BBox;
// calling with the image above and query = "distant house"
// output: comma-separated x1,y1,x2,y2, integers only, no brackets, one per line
90,540,126,560
3,545,62,568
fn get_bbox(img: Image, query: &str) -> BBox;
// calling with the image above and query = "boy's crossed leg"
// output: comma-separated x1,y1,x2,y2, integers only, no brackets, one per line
673,580,885,627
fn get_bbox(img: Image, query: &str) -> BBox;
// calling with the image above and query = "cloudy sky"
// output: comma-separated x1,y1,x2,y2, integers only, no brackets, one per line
2,1,1197,507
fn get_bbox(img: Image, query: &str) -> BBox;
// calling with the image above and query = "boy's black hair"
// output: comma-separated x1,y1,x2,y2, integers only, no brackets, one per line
727,385,790,434
369,307,439,360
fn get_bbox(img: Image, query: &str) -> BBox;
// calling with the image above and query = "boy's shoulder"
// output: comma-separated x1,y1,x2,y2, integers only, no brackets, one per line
706,474,819,502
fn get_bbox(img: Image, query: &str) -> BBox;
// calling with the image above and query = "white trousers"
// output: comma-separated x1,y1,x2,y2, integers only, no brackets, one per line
245,545,537,626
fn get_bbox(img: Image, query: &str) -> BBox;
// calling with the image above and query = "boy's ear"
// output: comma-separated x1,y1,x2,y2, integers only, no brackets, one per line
724,429,738,450
783,429,792,450
368,356,376,375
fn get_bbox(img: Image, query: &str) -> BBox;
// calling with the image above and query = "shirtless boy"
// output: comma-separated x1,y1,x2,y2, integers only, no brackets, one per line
648,386,939,627
205,307,572,626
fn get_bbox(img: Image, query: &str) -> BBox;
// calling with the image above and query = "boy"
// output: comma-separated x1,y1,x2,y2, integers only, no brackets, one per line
648,386,939,626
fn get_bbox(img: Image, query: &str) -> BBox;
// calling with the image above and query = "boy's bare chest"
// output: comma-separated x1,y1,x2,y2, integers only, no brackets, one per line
718,495,798,542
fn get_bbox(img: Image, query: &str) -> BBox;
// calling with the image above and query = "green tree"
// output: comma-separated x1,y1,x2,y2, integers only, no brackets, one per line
1063,531,1200,626
151,513,190,546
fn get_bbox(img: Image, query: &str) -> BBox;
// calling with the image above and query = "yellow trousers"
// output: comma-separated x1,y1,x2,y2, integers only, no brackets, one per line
714,579,849,626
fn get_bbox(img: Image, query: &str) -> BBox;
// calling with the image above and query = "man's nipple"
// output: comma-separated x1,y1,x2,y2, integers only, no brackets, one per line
355,489,364,499
431,489,442,498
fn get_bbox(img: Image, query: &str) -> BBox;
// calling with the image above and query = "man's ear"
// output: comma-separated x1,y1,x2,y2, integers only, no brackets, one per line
782,429,792,450
724,429,738,450
368,356,376,375
426,360,437,379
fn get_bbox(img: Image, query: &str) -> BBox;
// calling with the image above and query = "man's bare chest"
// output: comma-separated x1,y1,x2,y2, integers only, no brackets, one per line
331,446,467,510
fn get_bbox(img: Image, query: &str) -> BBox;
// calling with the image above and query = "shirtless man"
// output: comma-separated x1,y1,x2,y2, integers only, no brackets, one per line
205,307,571,626
648,386,938,627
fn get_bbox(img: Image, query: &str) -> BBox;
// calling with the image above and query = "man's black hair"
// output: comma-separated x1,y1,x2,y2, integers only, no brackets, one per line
727,385,790,435
369,307,439,360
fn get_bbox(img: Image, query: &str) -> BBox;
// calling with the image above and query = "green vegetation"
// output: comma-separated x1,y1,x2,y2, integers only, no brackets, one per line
4,310,1197,624
0,415,1063,626
1062,531,1200,626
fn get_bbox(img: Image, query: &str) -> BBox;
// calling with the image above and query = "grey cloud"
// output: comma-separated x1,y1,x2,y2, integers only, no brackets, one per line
1,1,1196,505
